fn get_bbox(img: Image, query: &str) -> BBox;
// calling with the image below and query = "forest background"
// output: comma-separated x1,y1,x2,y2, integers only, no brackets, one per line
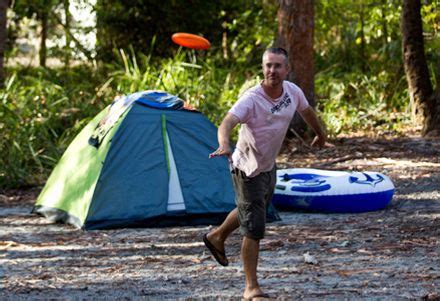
0,0,439,188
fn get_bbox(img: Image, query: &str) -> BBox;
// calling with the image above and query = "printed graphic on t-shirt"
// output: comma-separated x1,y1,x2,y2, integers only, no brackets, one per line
270,93,291,114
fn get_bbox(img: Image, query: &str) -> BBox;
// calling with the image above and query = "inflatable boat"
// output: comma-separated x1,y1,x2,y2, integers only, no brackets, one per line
272,168,394,213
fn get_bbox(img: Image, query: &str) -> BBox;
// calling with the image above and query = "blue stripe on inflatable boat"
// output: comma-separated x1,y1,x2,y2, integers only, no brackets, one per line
281,173,330,181
290,184,332,193
272,189,394,213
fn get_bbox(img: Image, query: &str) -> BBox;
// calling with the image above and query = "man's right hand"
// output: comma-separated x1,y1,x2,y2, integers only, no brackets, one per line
210,113,239,158
209,145,232,158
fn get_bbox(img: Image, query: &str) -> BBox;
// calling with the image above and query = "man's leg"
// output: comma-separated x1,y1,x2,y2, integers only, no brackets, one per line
239,167,275,299
242,236,267,299
206,207,239,257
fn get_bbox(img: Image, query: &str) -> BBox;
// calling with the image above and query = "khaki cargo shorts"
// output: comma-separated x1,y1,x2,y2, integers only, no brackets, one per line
232,165,277,240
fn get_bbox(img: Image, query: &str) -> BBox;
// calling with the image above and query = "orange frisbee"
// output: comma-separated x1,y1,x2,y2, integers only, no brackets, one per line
172,33,211,50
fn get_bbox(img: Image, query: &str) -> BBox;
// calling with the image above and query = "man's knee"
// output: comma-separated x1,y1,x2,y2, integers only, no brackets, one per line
239,217,265,240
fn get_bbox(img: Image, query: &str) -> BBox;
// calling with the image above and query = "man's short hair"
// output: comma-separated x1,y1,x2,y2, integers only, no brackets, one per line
263,47,288,65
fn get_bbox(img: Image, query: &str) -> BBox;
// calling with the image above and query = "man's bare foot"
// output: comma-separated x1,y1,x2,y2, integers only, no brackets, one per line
243,287,270,300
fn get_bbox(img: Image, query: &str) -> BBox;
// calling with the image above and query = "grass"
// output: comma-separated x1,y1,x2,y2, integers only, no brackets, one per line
0,66,108,187
315,69,411,136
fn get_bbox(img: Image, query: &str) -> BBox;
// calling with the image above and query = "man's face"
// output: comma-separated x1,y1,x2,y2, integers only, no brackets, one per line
262,52,289,87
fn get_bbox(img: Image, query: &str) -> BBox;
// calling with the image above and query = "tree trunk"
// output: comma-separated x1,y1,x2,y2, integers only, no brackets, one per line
0,0,7,86
51,11,94,61
426,77,440,136
39,10,48,67
359,3,367,72
277,0,315,136
63,0,71,67
401,0,439,136
381,0,389,59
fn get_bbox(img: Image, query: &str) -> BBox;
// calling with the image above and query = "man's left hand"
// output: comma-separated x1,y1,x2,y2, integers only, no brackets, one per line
311,136,335,149
311,135,325,148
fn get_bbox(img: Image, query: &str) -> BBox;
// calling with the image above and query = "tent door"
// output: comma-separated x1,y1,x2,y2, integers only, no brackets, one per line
163,123,186,212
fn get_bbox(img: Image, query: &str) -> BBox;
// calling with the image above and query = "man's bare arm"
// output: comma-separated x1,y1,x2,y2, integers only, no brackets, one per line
298,106,326,148
209,113,240,158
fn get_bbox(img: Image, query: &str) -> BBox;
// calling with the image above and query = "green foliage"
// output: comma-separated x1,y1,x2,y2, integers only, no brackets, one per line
12,0,58,20
219,1,277,66
314,0,438,136
316,69,410,135
0,66,108,187
421,1,440,81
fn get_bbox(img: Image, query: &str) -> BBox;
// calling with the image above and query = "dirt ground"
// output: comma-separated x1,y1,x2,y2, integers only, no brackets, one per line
1,135,439,300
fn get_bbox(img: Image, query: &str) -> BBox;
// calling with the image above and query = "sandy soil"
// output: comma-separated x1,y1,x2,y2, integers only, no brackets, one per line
1,136,439,300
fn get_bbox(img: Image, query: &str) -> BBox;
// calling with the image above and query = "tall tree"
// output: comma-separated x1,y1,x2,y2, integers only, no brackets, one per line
358,2,367,72
402,0,440,136
277,0,315,135
0,0,8,86
38,7,48,67
13,0,56,67
62,0,71,67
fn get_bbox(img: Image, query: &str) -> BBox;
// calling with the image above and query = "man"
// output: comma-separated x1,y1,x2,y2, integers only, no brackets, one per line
204,47,326,299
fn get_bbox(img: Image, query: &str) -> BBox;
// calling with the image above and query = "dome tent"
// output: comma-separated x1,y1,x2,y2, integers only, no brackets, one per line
33,91,239,230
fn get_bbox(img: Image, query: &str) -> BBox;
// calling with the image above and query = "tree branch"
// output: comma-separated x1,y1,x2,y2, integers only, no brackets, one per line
50,10,94,61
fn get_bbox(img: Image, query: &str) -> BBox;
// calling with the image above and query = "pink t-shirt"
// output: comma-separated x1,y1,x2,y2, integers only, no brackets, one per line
229,81,309,177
